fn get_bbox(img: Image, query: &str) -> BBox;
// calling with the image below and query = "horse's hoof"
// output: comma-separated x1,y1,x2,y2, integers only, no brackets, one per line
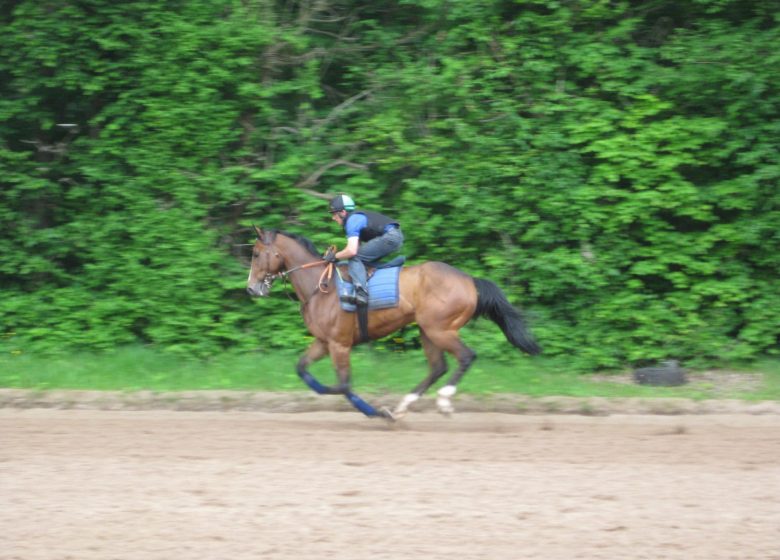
391,409,408,420
436,398,454,416
378,407,396,422
436,386,456,416
393,393,418,419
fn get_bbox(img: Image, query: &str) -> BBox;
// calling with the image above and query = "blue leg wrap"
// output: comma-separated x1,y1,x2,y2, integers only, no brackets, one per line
297,371,330,395
344,391,381,417
298,370,383,417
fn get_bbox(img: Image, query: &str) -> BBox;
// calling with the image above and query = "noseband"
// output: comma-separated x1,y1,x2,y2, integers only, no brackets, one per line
261,273,277,291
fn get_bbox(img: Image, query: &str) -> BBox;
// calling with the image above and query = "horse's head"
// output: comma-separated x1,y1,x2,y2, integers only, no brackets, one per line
246,226,285,297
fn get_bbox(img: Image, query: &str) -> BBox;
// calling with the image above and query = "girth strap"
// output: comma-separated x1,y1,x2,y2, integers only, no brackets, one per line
357,301,370,343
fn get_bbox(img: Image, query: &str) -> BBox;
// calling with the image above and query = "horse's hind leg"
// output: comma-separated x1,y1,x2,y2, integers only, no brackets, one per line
393,330,449,417
423,329,476,415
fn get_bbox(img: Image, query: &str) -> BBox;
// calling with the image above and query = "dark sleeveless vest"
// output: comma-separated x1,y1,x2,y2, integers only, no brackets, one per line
344,209,399,242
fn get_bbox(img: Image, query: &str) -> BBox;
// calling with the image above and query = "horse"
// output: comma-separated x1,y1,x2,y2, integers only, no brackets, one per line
246,226,541,420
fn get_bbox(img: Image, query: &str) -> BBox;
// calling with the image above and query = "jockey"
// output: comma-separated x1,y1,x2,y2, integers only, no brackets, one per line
327,194,404,305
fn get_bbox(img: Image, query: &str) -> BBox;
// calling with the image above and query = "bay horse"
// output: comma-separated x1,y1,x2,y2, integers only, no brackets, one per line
246,227,541,419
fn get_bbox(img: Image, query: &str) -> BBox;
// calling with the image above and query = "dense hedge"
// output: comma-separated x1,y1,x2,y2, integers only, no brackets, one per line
1,1,778,369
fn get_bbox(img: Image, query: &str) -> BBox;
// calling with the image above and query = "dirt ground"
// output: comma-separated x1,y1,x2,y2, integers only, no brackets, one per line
2,406,779,560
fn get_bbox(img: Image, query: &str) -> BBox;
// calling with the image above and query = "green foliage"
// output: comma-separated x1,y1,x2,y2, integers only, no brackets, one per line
1,0,778,370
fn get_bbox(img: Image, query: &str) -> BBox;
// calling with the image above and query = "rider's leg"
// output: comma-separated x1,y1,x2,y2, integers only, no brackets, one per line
347,258,369,304
348,229,404,304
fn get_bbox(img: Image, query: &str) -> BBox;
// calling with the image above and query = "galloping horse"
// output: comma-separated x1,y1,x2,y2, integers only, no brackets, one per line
247,227,541,419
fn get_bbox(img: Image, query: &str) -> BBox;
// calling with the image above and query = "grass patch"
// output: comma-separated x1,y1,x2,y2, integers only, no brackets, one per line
0,346,778,401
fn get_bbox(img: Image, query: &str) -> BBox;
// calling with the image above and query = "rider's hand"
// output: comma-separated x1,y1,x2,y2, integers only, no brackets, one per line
322,248,337,263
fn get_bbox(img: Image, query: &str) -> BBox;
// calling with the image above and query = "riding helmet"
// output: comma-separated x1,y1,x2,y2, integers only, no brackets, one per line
328,194,356,212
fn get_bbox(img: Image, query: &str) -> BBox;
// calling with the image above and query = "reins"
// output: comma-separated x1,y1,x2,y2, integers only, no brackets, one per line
284,260,333,292
266,246,337,302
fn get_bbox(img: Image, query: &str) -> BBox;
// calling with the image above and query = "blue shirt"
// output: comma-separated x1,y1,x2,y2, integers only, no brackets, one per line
344,213,367,238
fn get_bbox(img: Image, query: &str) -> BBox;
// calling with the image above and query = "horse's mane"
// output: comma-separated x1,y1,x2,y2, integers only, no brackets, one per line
271,229,321,258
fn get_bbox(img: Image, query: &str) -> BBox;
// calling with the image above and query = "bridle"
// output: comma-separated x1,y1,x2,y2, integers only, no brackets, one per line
255,250,335,301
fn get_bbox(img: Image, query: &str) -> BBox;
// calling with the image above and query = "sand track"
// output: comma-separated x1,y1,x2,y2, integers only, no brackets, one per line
2,408,779,559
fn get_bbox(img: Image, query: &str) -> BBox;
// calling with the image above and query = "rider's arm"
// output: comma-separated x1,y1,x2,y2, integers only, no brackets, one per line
336,214,366,259
336,236,360,259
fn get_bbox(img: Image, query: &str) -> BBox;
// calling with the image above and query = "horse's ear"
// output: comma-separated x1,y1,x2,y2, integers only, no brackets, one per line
253,224,263,240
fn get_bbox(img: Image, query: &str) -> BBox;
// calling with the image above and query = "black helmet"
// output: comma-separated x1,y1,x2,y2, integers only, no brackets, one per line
328,194,356,212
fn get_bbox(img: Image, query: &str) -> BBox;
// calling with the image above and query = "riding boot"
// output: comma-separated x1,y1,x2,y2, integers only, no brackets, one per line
355,285,369,306
348,258,369,305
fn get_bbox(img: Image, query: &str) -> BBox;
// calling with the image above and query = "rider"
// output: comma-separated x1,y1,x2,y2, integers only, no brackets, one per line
326,194,403,305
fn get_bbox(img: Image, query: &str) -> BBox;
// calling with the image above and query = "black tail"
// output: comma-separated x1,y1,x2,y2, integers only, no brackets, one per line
473,278,541,355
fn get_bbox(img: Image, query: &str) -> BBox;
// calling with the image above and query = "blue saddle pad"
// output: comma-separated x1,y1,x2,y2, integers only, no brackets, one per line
337,266,402,313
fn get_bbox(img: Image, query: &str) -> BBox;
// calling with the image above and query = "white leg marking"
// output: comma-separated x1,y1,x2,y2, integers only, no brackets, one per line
393,393,419,417
436,385,457,415
438,385,456,398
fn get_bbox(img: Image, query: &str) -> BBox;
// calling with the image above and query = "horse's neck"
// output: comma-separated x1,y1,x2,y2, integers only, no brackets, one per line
277,237,324,301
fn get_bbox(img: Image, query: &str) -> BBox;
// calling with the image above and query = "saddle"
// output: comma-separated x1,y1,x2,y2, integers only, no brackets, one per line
335,256,405,313
335,257,405,344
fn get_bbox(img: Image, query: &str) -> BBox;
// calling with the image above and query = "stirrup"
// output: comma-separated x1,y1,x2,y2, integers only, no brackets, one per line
339,293,357,305
354,288,369,306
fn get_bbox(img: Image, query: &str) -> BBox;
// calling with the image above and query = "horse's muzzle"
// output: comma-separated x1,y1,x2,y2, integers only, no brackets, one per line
246,282,270,297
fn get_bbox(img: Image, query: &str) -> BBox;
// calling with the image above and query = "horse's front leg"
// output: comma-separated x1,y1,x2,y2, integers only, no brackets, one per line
328,340,391,419
294,338,354,395
295,339,334,394
327,340,353,394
